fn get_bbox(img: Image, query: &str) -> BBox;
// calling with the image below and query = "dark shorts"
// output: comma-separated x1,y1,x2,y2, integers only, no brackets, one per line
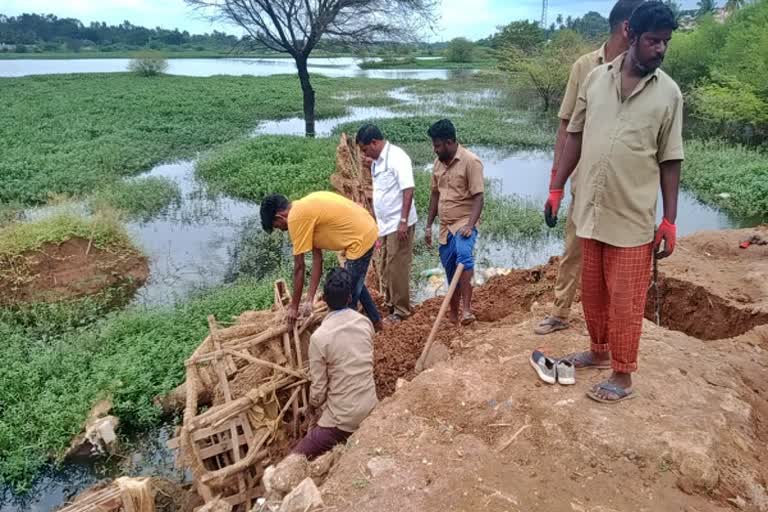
291,426,351,460
438,229,478,283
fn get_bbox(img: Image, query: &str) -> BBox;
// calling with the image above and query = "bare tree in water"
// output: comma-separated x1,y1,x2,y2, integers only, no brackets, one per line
185,0,437,137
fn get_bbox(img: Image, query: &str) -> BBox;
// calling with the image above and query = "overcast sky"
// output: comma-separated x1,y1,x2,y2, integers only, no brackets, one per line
3,0,704,41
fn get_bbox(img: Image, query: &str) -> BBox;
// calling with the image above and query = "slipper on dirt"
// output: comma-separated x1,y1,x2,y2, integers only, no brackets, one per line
461,312,476,326
534,316,569,335
586,381,637,404
530,350,557,384
563,352,612,370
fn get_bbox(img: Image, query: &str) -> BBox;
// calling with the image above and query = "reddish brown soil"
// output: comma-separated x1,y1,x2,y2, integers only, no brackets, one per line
373,259,559,398
0,237,149,305
646,226,768,340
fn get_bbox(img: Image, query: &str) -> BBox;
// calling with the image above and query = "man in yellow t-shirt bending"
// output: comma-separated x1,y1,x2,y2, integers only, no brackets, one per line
260,191,382,331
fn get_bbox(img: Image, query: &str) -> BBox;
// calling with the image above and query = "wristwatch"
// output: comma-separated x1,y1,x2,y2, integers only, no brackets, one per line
400,217,407,223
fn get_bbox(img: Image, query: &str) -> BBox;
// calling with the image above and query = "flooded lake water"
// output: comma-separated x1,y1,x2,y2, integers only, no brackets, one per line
0,57,474,80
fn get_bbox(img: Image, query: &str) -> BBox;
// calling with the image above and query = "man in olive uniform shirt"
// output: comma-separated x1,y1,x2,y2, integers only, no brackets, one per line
292,268,378,459
547,2,683,403
425,119,485,326
536,0,646,335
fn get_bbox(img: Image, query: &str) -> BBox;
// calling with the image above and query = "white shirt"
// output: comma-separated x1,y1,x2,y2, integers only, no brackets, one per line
371,141,418,237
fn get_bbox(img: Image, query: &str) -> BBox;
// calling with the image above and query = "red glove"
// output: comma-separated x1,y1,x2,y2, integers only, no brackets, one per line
549,167,558,189
544,189,564,228
654,218,676,259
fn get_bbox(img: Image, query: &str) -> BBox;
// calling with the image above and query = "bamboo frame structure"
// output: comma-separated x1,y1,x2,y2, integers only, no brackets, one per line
168,279,327,511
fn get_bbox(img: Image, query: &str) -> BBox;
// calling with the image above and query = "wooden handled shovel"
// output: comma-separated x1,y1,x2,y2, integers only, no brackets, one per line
415,263,464,373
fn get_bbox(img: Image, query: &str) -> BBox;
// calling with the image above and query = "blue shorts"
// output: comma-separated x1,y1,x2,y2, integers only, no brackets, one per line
439,229,477,284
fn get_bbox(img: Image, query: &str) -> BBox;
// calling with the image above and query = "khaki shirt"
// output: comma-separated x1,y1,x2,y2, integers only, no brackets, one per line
431,145,485,244
308,308,378,433
558,44,606,121
567,53,685,247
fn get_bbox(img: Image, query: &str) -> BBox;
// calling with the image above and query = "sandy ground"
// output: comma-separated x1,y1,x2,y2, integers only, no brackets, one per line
317,227,768,512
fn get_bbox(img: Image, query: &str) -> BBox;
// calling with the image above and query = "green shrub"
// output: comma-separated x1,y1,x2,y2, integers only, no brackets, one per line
128,53,169,76
445,38,475,63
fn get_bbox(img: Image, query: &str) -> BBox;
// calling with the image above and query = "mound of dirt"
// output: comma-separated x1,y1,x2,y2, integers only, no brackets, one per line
321,312,768,512
647,226,768,340
0,237,148,305
373,259,559,397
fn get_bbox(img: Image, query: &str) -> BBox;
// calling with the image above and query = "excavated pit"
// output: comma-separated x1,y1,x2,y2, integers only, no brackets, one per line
645,226,768,341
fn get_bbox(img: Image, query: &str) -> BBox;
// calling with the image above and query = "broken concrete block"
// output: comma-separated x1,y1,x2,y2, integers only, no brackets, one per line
366,456,396,478
278,477,323,512
677,453,719,495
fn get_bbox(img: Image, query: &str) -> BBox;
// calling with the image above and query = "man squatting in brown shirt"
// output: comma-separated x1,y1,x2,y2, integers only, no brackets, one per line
292,267,378,459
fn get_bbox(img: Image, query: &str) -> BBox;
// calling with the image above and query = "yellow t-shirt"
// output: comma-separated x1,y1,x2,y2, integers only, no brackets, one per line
287,191,378,259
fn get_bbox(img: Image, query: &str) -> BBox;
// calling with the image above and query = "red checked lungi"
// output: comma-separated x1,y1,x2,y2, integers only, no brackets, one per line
580,238,653,373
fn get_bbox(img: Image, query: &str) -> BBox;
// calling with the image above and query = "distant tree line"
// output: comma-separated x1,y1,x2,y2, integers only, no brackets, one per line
0,13,240,52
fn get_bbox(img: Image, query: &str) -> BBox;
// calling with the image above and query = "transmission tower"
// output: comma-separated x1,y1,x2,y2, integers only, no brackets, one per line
540,0,549,28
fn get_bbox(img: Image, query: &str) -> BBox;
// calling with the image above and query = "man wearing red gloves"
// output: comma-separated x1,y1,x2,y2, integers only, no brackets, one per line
546,1,683,403
535,0,645,335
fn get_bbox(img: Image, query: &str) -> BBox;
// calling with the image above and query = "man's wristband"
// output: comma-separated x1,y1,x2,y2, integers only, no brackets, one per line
400,217,407,223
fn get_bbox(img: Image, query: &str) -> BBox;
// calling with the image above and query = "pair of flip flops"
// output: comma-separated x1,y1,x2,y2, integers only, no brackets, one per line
561,353,637,404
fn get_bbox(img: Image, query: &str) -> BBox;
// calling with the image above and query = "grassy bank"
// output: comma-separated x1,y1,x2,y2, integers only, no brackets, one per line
0,209,132,262
0,277,279,491
0,73,395,205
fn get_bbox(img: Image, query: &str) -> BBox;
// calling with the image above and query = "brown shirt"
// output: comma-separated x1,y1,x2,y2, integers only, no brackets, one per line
567,53,685,248
558,44,606,121
431,145,485,244
308,308,378,433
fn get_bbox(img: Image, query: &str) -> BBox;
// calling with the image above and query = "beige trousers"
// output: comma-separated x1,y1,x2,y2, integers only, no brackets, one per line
552,199,582,319
380,225,415,318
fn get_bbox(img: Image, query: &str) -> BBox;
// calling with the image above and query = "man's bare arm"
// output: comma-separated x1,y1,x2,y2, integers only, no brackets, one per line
659,160,681,224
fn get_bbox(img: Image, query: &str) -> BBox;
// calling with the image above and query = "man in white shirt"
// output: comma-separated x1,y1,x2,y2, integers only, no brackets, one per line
356,124,418,323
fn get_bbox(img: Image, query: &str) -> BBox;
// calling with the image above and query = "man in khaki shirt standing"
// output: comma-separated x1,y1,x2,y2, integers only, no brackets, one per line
546,2,683,403
536,0,646,336
293,268,378,459
425,119,484,326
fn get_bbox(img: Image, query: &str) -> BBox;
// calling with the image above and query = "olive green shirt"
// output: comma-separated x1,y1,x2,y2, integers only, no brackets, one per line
558,44,606,121
431,145,485,244
308,308,378,433
567,53,685,248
